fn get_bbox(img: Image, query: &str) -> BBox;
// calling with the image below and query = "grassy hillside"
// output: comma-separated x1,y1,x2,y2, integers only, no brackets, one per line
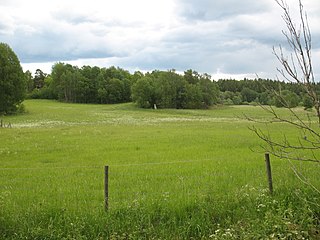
1,100,319,239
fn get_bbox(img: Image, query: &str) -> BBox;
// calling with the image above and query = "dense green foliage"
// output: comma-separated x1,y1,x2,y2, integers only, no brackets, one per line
218,78,319,108
132,70,219,109
27,65,220,109
51,63,132,104
26,63,320,109
0,43,26,114
1,100,319,239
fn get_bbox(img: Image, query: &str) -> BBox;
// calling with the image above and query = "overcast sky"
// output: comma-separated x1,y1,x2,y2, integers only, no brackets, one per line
1,0,319,80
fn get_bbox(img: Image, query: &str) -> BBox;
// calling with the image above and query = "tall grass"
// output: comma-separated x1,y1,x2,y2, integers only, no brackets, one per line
0,100,319,239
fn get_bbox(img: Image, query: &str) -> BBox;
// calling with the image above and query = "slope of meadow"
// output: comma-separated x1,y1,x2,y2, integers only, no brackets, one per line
0,100,319,239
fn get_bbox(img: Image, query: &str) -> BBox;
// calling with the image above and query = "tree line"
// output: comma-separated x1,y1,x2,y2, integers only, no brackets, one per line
25,64,220,109
25,63,319,109
217,79,318,109
1,40,317,115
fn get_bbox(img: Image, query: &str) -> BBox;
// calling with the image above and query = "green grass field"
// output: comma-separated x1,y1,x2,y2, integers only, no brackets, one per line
1,100,319,239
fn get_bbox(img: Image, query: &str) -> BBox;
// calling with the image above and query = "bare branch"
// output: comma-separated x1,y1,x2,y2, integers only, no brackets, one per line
289,160,320,194
251,0,320,194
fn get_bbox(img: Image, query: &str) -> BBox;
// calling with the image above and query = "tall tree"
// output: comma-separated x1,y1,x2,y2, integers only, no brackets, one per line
33,69,47,89
199,75,220,107
131,76,156,108
51,62,73,101
155,71,181,108
80,65,100,103
24,70,34,93
105,78,124,104
0,43,26,114
184,69,200,85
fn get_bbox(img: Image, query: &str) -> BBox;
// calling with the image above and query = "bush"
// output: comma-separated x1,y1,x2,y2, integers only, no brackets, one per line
303,94,314,110
274,90,300,108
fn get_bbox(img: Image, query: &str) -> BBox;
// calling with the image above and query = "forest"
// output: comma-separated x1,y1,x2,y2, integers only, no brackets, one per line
25,63,318,109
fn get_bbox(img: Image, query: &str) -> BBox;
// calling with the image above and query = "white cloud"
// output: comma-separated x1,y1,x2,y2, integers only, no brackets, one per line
1,0,319,79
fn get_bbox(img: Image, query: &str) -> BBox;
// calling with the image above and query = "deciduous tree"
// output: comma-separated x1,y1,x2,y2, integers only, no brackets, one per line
0,43,26,114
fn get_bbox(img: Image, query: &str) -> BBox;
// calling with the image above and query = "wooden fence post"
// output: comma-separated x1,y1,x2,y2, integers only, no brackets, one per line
265,153,273,194
104,165,109,211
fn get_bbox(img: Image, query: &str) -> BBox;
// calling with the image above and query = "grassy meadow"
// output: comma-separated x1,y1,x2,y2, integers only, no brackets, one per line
0,100,319,239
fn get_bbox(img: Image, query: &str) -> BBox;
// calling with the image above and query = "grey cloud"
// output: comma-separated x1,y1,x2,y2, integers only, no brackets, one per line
6,28,117,63
51,9,97,26
154,18,276,73
116,27,275,77
226,16,286,47
177,0,272,21
2,0,319,80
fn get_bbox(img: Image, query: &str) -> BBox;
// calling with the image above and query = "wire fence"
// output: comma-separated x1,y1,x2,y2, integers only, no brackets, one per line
0,158,232,210
0,158,217,170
